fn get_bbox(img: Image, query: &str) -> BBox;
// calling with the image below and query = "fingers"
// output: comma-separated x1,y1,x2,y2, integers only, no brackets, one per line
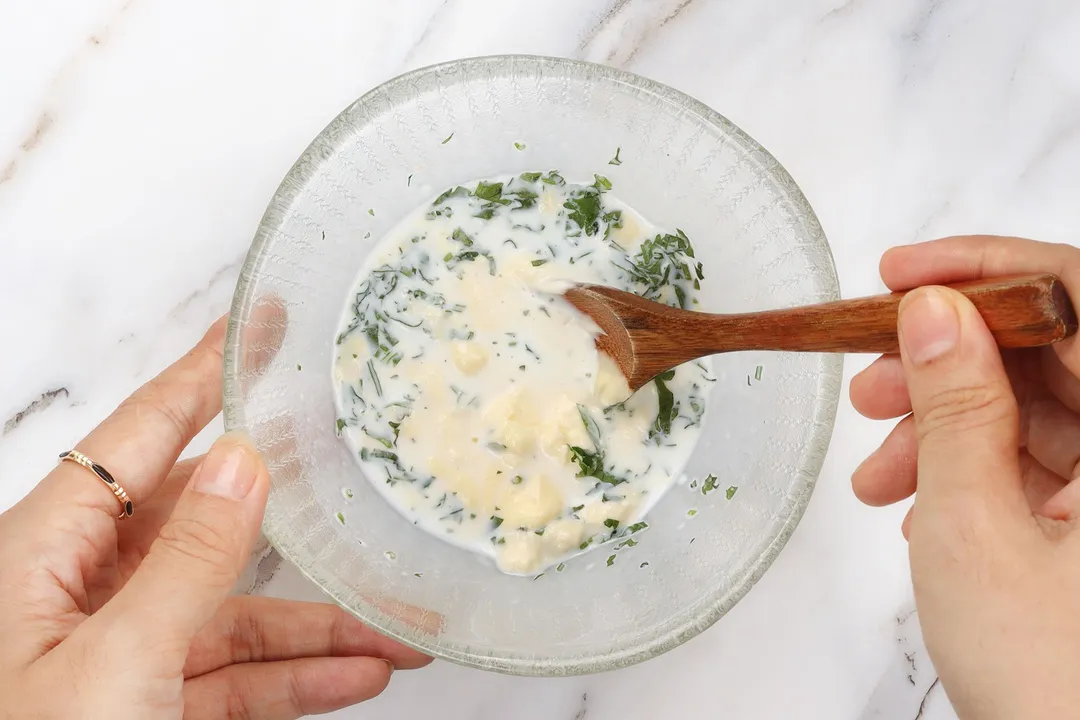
851,415,918,506
850,355,909,419
1020,453,1069,513
879,236,1077,291
1041,348,1080,414
898,287,1030,528
880,236,1080,378
182,656,392,720
90,434,269,657
35,318,227,520
1025,397,1080,481
184,597,432,678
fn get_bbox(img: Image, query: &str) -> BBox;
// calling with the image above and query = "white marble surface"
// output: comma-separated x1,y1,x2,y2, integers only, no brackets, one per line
3,0,1079,717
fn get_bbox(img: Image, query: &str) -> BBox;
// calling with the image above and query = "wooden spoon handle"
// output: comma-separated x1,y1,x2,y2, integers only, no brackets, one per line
707,274,1076,354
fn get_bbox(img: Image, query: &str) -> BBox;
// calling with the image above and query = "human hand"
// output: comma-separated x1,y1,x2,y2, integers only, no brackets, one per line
850,236,1080,719
0,317,430,720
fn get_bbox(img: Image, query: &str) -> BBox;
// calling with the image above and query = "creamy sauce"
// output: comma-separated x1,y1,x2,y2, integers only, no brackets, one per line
332,171,712,575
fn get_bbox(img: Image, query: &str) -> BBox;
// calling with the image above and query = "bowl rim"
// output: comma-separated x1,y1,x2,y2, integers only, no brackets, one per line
224,53,842,676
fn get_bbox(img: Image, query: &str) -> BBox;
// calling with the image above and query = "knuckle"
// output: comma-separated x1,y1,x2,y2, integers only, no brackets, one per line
120,382,197,443
916,383,1015,440
224,680,256,720
153,515,236,579
231,603,265,663
285,665,308,716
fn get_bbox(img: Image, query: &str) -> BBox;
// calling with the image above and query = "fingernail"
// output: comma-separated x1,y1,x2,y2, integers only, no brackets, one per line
192,432,259,500
899,288,959,366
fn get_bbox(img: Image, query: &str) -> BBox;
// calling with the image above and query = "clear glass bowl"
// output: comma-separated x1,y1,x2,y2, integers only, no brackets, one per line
223,55,842,676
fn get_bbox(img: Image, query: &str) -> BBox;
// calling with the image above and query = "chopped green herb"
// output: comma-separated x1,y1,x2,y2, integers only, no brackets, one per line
650,370,678,440
368,208,375,216
726,486,739,500
407,174,413,186
687,509,697,517
609,147,623,165
336,418,347,434
520,171,542,183
531,258,548,267
556,562,566,572
627,521,649,534
511,475,524,485
606,554,616,567
335,511,345,524
578,405,601,448
604,518,620,530
754,365,763,381
593,174,612,191
540,170,565,185
474,181,506,203
702,474,719,495
490,516,504,529
434,186,470,205
367,359,383,396
441,133,454,144
568,446,625,485
507,188,538,209
452,227,474,246
564,188,602,236
297,363,302,371
640,561,649,568
514,141,526,150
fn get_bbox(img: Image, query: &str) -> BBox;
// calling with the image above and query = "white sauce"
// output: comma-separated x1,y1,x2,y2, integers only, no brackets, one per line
333,171,712,575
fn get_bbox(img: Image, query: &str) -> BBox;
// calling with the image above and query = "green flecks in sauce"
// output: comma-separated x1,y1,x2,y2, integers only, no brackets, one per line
332,170,713,575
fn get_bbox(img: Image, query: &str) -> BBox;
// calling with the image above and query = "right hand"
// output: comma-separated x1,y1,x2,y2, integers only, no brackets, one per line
850,236,1080,719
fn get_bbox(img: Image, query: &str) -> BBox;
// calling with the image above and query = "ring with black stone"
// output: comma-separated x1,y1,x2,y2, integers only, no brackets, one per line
58,449,135,520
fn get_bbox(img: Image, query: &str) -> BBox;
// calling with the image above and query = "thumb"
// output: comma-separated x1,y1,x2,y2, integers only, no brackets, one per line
898,286,1027,524
106,432,269,646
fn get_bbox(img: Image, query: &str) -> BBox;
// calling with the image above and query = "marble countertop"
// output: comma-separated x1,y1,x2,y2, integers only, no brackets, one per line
4,0,1079,717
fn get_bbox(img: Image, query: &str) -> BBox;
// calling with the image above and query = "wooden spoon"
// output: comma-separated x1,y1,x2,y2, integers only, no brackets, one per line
564,273,1077,393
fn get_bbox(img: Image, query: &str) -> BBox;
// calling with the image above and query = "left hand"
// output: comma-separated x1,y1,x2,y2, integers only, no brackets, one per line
0,317,430,719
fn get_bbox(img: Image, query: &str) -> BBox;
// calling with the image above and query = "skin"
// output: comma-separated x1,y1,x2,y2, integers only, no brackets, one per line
0,316,431,719
851,236,1080,719
3,235,1078,719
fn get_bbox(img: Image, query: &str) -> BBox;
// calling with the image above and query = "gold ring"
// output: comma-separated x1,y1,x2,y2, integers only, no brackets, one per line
59,450,134,520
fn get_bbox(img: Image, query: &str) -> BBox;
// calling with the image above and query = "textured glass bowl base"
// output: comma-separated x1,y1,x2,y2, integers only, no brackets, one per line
223,55,842,676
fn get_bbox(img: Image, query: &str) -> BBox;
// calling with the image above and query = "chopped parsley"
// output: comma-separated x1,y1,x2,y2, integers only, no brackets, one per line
608,147,623,165
702,474,719,495
514,141,526,151
726,486,739,500
441,133,454,144
568,445,625,485
564,187,602,236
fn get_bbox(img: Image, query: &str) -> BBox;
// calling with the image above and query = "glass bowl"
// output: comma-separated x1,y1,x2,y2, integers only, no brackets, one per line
223,55,841,676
